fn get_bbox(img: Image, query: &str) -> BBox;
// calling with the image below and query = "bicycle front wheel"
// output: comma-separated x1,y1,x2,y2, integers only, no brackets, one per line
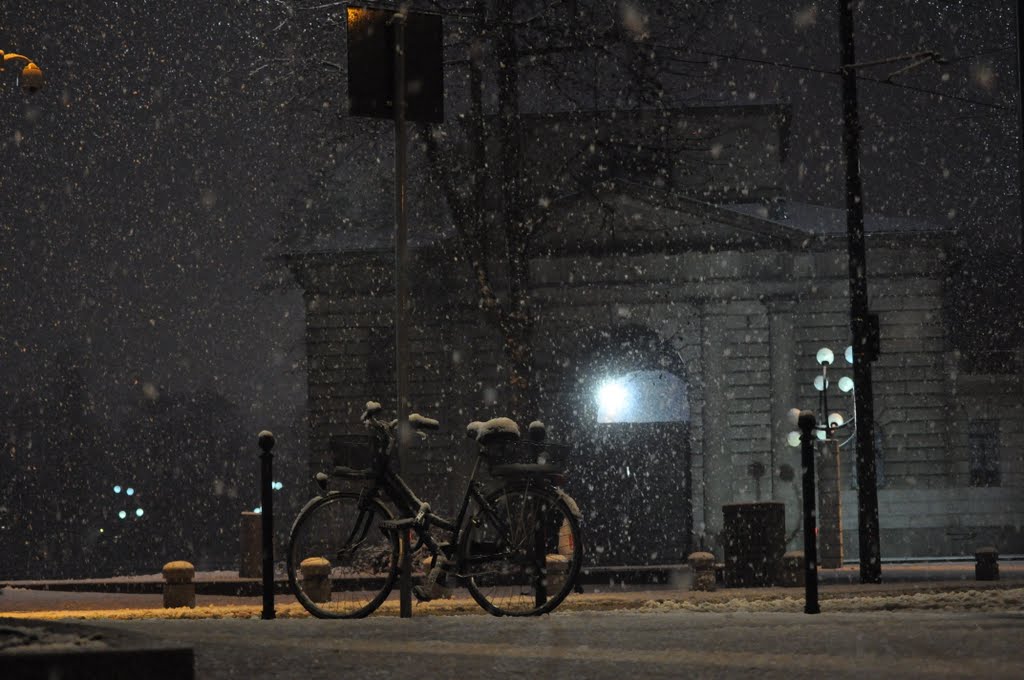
460,484,583,616
287,491,399,618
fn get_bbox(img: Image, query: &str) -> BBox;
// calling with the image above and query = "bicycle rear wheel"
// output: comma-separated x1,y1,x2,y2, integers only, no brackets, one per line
287,491,399,618
460,484,583,616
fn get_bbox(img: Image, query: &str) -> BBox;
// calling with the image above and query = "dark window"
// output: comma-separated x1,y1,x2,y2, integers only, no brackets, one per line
968,420,1000,487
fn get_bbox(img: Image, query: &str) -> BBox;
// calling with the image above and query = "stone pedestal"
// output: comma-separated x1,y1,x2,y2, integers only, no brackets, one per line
779,550,805,587
162,561,196,609
300,557,333,603
546,554,569,591
817,440,844,569
687,551,716,591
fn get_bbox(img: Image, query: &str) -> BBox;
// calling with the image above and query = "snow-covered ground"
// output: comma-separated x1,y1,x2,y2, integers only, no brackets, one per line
2,585,1021,620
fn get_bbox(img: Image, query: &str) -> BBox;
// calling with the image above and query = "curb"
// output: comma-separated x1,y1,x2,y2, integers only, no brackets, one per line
0,617,194,679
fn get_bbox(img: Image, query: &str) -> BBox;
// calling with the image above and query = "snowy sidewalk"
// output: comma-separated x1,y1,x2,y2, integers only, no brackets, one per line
2,572,1022,620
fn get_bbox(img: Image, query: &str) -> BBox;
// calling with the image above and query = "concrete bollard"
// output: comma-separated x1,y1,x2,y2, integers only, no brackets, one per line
546,554,569,591
162,561,196,608
687,551,716,591
300,557,333,603
975,547,999,581
239,512,262,578
779,550,806,587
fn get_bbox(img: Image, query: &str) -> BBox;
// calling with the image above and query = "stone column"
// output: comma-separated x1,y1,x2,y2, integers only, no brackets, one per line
817,439,844,569
767,299,801,549
700,306,728,553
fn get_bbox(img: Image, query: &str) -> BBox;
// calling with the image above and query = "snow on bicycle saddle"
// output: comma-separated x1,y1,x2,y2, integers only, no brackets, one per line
467,417,520,446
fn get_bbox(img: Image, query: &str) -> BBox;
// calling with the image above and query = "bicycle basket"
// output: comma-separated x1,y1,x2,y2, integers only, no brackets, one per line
329,433,385,475
482,439,570,471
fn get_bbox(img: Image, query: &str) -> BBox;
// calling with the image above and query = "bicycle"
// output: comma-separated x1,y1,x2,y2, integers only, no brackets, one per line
286,401,584,618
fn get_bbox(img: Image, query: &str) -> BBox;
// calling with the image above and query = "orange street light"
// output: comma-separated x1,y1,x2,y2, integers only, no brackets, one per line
1,50,44,94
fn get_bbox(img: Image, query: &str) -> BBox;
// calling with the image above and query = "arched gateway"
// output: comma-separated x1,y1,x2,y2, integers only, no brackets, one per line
564,326,693,567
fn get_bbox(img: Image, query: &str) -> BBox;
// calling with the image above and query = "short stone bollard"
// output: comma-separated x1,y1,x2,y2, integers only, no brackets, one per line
162,561,196,609
687,551,716,591
975,547,999,581
545,554,569,591
779,550,805,587
300,557,333,603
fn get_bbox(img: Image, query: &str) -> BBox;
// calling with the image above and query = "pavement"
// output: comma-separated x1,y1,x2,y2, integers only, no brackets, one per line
3,562,1022,679
1,560,1022,619
9,609,1023,679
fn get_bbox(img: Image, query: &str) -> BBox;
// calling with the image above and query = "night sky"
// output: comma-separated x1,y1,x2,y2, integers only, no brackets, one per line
2,1,1019,434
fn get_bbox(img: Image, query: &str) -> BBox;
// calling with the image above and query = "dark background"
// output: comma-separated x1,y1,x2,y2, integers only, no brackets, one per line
1,1,1019,577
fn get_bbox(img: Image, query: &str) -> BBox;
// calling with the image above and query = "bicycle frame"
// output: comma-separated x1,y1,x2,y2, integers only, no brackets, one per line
332,429,533,580
383,457,526,572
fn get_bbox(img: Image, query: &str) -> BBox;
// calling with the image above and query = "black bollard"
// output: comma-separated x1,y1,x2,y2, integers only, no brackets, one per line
258,430,276,620
400,531,412,618
797,411,820,615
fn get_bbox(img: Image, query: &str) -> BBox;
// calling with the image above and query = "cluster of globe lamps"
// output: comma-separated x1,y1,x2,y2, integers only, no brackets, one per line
787,345,855,447
112,484,144,520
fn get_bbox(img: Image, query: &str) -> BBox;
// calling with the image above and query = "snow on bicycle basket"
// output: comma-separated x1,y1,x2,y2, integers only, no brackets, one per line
469,417,570,471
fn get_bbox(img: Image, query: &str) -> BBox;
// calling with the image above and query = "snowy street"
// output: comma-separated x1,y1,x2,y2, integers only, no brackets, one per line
89,609,1023,679
6,3,1024,678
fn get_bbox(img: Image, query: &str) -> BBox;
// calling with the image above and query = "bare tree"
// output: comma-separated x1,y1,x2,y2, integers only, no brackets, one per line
243,1,733,415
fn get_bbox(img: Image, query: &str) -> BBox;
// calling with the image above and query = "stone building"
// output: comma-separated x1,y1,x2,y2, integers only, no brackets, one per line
283,102,1024,564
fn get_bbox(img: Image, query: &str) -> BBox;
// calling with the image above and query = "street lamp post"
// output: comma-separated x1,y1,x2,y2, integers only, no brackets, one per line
838,0,882,584
1,50,44,93
788,345,856,574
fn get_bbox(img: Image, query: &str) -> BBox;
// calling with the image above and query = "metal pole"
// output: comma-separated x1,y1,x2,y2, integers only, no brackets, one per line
798,411,820,615
838,0,882,584
393,11,413,619
393,11,410,472
1016,0,1024,253
821,363,830,429
258,430,276,620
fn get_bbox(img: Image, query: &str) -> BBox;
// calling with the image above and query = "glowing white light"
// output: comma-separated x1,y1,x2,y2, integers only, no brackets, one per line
118,510,127,519
253,507,262,514
838,376,855,393
845,345,854,365
816,347,834,366
814,375,828,391
596,380,629,421
126,487,135,496
787,431,801,447
828,413,845,428
786,408,801,427
113,485,122,494
272,481,283,491
135,508,144,517
816,429,827,441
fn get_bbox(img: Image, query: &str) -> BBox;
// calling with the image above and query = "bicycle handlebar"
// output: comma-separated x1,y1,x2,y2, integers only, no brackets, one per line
360,401,439,433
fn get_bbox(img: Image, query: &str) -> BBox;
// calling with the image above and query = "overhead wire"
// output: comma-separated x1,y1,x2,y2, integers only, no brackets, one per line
666,46,1012,112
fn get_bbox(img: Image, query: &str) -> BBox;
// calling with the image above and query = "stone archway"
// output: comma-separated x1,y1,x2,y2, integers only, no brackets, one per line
563,326,693,567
